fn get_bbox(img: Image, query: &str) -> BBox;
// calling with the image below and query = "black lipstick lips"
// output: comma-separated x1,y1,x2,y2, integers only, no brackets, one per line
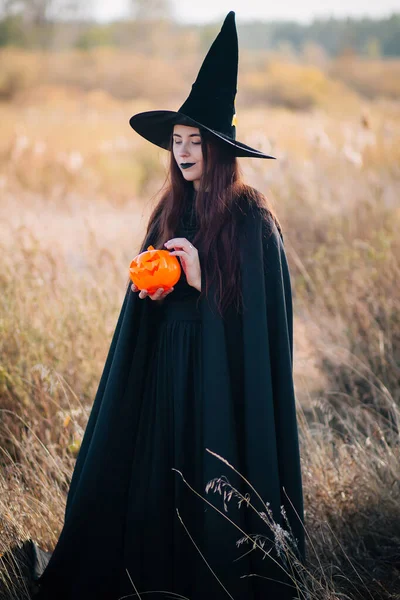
181,163,195,169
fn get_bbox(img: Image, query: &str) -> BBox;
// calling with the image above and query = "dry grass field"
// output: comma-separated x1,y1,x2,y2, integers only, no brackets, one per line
1,48,400,599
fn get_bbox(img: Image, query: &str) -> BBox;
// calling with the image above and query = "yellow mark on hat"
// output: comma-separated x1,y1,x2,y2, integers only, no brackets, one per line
232,113,237,127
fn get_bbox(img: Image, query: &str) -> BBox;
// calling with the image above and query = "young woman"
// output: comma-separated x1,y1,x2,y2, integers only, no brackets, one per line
34,11,305,600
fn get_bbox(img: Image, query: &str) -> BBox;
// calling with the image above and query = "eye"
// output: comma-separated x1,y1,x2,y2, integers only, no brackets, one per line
192,141,201,145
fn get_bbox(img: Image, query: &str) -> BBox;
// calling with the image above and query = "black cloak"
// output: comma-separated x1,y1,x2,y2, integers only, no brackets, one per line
34,199,305,600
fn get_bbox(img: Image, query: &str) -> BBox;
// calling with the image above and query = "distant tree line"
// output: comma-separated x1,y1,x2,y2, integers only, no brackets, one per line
0,0,399,58
236,14,400,57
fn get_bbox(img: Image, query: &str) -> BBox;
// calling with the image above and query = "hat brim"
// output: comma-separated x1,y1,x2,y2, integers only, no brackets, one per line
129,110,276,160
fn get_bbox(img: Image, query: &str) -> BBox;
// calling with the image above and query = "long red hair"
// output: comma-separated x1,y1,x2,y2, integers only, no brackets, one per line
139,128,282,317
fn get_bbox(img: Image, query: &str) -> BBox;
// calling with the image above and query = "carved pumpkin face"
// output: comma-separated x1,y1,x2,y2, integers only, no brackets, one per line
129,245,181,295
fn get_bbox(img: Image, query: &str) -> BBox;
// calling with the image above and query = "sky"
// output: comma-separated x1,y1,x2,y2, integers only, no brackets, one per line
94,0,399,23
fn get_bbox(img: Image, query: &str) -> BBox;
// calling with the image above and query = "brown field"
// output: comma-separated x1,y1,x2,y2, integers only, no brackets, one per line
1,48,400,599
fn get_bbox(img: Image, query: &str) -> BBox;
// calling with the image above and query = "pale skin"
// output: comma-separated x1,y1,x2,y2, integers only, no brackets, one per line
131,124,203,301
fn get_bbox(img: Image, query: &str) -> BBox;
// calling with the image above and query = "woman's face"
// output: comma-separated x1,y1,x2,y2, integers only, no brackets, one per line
172,124,203,190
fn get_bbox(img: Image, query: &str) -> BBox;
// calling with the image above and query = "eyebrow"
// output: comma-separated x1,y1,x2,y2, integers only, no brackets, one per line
172,133,201,138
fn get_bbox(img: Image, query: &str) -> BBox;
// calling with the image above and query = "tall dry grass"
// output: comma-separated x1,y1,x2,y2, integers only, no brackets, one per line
1,47,400,108
0,65,400,598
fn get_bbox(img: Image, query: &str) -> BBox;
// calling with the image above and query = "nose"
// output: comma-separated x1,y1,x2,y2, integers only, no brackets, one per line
178,140,191,158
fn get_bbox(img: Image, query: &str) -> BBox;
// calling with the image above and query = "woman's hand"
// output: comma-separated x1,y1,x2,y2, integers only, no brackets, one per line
131,283,174,301
164,238,202,291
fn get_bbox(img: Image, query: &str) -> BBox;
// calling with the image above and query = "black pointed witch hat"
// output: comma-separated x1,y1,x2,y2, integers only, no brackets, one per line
129,11,275,160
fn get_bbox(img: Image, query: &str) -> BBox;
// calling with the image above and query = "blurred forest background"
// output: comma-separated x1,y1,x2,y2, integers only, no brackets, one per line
1,0,400,599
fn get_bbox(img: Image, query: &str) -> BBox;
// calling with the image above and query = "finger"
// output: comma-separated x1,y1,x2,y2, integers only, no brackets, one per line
139,289,148,299
131,283,138,292
170,251,188,258
161,287,174,298
164,238,187,246
165,239,195,251
149,288,165,300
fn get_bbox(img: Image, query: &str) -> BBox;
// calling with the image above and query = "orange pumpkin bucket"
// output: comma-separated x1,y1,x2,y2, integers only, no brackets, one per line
129,245,181,295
